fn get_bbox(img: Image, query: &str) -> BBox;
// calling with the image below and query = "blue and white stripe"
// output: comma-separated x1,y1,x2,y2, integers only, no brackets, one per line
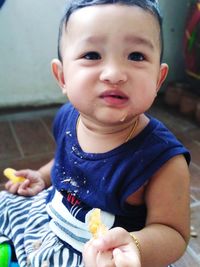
0,189,84,266
0,188,175,267
46,189,91,253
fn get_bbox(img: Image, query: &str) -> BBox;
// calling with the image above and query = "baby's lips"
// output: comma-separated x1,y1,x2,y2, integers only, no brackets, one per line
3,168,26,183
100,89,128,99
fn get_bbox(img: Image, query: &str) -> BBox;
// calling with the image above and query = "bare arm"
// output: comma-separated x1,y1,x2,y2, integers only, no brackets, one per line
132,154,190,267
37,159,54,188
83,155,190,267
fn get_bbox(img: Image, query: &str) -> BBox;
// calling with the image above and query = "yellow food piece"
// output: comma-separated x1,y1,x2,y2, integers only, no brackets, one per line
3,168,26,183
88,208,108,238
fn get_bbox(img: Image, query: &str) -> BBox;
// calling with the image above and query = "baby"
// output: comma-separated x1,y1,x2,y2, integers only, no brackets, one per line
1,1,190,266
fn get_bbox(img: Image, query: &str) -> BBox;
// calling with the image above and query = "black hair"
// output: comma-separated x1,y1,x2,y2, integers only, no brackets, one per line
57,0,163,62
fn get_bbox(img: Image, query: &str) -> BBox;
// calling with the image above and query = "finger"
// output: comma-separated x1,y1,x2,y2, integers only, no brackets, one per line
83,239,98,267
93,227,131,251
113,248,141,267
5,181,20,194
17,180,31,196
15,169,38,181
18,181,39,196
96,251,115,267
19,179,30,190
15,169,30,177
17,187,33,196
5,180,13,190
113,248,127,267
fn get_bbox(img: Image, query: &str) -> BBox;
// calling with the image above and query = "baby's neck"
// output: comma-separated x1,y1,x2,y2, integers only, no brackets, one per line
76,114,146,153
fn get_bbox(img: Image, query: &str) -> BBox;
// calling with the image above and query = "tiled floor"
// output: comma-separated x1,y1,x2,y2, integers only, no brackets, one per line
0,97,200,266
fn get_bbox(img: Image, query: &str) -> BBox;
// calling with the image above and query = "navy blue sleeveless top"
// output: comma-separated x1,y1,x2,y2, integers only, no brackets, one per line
50,103,190,231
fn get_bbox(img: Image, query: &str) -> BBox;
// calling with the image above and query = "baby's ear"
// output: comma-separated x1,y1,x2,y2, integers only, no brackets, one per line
51,59,66,94
156,63,169,92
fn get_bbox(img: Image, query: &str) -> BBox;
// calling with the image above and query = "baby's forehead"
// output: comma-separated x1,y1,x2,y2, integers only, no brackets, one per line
67,5,159,32
63,5,160,41
58,4,162,60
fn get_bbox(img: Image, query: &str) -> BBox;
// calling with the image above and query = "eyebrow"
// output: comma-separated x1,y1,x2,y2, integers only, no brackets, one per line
79,35,155,50
80,36,106,45
124,35,155,50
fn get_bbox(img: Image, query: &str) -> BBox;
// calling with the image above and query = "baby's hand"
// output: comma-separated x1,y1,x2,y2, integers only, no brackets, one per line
4,168,46,196
83,227,141,267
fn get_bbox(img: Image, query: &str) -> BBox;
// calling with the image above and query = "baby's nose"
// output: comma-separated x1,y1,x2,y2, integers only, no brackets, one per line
99,63,127,85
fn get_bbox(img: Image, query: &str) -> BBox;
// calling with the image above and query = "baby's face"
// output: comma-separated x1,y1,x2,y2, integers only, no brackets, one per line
60,4,167,125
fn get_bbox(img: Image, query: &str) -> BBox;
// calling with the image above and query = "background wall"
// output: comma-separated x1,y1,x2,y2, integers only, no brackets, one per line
0,0,189,108
160,0,189,85
0,0,66,108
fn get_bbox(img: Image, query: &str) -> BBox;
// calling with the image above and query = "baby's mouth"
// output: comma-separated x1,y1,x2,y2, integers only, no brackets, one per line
100,90,128,105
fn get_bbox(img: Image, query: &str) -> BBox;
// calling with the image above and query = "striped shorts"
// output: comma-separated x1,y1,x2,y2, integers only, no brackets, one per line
0,189,83,267
0,189,174,267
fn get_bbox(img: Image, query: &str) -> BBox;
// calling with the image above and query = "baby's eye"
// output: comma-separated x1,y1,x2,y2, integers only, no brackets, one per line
128,52,145,61
82,52,101,60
